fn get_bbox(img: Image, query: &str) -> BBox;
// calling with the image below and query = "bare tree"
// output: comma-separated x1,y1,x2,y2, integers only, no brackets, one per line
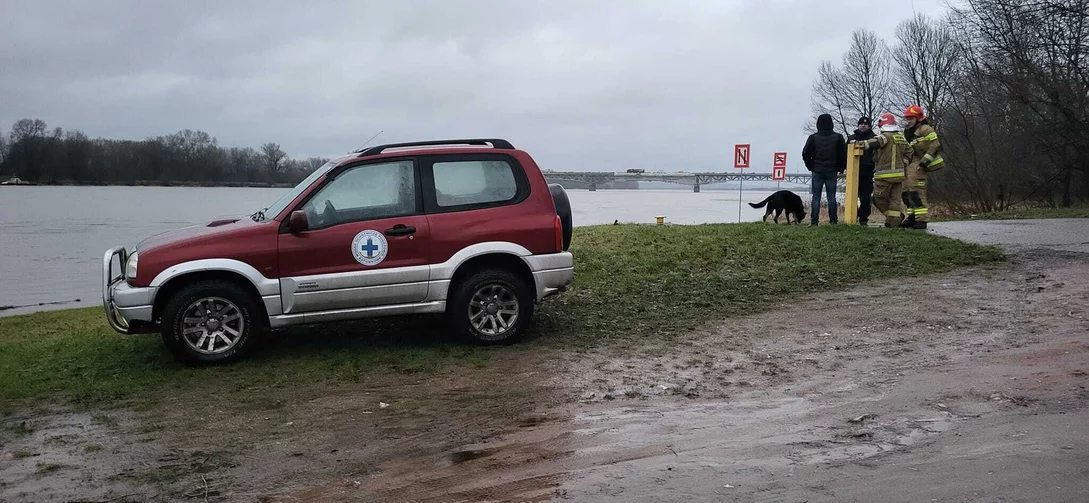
809,29,895,135
951,0,1089,206
936,38,1023,212
893,14,961,127
261,142,287,178
9,118,47,142
842,30,896,123
7,118,49,179
228,147,261,182
809,61,851,135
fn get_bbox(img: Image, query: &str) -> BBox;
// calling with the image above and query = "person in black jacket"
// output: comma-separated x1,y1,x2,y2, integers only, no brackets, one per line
802,113,846,225
848,117,877,226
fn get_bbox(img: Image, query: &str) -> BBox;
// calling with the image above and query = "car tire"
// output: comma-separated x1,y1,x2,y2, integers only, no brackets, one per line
160,280,263,365
447,269,534,345
549,183,573,251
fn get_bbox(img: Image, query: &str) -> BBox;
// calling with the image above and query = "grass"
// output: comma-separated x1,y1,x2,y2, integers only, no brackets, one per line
0,224,1003,408
935,205,1089,221
35,462,65,473
0,308,492,408
535,223,1004,343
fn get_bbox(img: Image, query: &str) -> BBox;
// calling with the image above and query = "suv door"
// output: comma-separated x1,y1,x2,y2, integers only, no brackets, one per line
278,159,430,314
421,154,547,264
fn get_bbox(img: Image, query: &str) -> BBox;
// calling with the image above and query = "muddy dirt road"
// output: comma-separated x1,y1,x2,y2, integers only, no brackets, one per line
287,249,1084,503
543,251,1089,502
3,221,1088,502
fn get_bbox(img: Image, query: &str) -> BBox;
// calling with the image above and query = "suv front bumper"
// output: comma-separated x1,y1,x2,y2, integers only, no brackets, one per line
103,247,156,334
525,252,574,301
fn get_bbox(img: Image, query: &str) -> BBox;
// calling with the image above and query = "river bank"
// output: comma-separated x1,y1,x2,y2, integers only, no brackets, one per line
0,222,1050,502
1,223,1002,407
0,223,1015,502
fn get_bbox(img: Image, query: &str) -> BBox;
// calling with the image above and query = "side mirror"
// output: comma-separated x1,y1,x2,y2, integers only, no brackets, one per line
288,210,309,233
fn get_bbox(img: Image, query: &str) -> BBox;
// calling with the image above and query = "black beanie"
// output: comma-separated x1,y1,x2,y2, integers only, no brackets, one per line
858,116,871,126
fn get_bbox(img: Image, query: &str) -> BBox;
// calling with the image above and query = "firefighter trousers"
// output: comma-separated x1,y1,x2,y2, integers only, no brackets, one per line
902,164,929,222
873,178,905,226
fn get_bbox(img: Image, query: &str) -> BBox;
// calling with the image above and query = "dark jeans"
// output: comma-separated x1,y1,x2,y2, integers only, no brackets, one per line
858,164,874,222
811,171,838,224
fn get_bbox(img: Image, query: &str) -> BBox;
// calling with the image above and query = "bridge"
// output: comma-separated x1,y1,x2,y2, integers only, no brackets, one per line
542,171,846,192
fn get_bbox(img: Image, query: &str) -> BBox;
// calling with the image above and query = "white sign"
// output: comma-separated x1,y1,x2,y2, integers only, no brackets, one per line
772,166,786,181
773,152,787,169
351,230,388,266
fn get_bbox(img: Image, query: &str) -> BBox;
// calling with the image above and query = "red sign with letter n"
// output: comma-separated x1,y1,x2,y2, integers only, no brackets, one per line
734,144,751,169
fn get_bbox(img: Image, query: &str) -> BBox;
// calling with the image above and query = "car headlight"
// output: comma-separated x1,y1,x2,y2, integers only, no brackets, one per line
125,251,139,280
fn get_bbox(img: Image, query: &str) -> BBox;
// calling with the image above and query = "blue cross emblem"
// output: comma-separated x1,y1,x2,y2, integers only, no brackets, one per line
359,238,379,258
352,229,387,266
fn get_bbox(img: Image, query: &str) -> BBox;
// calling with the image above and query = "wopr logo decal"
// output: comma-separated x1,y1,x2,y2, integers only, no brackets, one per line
351,229,388,266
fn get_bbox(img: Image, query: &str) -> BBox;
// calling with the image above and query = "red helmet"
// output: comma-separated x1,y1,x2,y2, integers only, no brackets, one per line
903,105,926,120
877,112,899,131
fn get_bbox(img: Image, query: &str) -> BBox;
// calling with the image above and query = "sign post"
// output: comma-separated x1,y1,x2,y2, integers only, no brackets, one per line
845,144,862,225
772,152,787,191
734,144,750,222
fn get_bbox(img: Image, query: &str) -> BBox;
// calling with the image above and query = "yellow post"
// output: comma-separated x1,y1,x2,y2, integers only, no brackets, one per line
844,143,862,225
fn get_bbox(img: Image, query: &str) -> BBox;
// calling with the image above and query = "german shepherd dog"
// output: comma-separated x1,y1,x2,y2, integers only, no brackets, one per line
749,190,807,224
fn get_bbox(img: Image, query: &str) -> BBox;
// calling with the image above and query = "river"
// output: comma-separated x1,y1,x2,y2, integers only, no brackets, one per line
0,184,809,316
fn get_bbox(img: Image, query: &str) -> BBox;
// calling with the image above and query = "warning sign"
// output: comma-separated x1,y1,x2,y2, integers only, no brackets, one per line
734,144,751,169
772,166,786,181
773,152,787,169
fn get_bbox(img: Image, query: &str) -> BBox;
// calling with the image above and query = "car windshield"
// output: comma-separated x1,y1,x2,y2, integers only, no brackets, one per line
253,160,336,221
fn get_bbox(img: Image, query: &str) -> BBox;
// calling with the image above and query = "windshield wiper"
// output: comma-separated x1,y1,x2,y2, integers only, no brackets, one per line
252,207,269,221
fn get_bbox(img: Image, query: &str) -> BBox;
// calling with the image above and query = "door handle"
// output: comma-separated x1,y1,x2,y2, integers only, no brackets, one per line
384,224,416,236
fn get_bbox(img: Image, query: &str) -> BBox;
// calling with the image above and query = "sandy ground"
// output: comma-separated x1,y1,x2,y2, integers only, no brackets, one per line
2,221,1088,502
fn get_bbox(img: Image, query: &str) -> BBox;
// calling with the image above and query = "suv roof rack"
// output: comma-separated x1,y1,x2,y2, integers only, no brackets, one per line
355,138,514,157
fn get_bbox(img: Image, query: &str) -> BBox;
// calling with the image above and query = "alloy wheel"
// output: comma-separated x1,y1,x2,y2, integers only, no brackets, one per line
468,284,519,339
180,297,245,355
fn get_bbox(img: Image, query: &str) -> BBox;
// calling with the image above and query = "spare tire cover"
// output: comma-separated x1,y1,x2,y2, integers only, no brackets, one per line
549,183,573,251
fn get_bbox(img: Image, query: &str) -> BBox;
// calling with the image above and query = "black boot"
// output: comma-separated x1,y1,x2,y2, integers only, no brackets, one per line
913,220,928,230
899,215,916,228
858,219,868,227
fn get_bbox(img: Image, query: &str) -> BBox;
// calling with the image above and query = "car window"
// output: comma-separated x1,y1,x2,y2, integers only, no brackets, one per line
432,160,518,208
302,160,415,228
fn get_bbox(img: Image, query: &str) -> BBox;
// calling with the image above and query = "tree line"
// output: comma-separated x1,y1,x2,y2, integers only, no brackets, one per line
0,119,326,186
809,0,1089,211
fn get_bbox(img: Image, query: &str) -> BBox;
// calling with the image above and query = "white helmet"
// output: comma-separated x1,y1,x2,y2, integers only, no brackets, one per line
877,112,900,132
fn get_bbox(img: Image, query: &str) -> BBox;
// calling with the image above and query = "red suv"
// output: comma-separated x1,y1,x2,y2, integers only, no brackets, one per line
103,139,574,364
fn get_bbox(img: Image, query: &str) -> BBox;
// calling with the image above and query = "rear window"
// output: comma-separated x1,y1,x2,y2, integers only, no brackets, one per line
432,160,518,207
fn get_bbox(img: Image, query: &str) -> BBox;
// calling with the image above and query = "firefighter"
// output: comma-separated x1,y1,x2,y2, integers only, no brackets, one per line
853,112,909,228
901,104,943,229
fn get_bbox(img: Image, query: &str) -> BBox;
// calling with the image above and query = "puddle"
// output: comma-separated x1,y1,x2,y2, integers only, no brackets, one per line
450,446,503,463
0,409,163,503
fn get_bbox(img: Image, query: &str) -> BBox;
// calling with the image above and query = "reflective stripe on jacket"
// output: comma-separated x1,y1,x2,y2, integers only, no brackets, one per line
865,131,908,181
909,124,944,171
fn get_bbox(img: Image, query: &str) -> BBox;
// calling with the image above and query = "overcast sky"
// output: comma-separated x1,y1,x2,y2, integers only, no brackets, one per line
1,0,948,173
